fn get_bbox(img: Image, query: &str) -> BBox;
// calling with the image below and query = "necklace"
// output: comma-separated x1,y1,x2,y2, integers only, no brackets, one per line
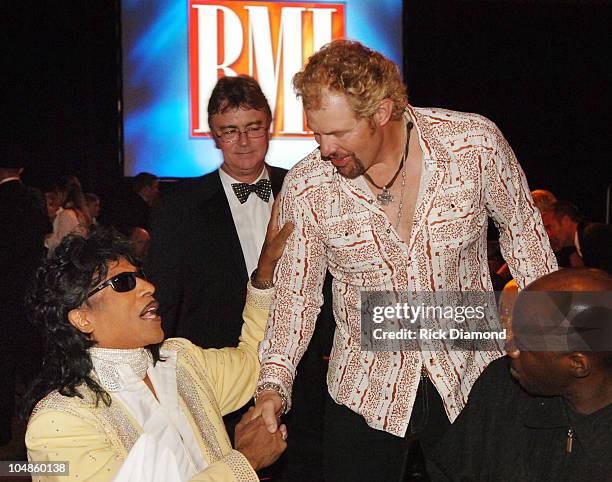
395,151,408,228
89,347,151,392
363,121,413,206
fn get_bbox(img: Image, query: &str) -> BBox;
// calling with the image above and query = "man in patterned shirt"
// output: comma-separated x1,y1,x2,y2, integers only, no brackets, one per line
254,40,557,480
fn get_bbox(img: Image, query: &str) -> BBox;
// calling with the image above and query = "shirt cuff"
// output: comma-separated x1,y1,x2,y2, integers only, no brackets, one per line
246,280,275,311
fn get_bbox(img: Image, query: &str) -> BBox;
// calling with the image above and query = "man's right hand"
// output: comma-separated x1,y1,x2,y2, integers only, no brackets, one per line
235,407,287,471
248,389,284,433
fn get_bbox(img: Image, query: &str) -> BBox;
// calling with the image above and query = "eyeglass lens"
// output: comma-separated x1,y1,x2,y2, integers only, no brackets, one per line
109,269,146,292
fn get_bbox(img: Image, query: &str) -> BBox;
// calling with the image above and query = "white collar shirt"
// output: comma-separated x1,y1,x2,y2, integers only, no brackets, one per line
219,166,274,276
91,349,208,481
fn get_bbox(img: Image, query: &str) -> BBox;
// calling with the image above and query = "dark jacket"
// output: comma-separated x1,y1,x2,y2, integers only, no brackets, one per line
578,222,612,274
145,167,287,348
0,179,51,296
429,357,612,482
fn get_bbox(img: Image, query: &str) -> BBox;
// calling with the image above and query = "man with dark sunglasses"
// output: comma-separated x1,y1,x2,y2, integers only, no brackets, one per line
24,202,292,481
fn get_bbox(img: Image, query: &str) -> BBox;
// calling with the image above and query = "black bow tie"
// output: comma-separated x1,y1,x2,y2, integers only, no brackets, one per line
231,179,272,204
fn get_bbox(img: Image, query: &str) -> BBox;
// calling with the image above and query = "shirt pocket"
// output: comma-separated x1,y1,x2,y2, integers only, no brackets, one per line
323,211,384,275
428,183,485,248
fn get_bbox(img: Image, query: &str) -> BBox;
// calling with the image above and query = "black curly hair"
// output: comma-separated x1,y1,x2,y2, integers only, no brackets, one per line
21,227,163,418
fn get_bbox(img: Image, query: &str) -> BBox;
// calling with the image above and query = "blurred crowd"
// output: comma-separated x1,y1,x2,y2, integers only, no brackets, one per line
488,189,611,293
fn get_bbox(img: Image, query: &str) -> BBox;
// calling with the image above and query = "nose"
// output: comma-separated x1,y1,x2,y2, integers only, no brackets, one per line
138,276,156,297
237,130,250,146
318,135,335,159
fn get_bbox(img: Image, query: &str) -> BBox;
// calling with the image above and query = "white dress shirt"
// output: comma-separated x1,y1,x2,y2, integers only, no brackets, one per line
219,167,274,276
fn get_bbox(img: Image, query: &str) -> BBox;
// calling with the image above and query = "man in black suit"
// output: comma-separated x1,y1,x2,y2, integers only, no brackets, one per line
147,76,333,480
146,76,286,348
103,172,159,234
542,200,612,272
0,166,51,444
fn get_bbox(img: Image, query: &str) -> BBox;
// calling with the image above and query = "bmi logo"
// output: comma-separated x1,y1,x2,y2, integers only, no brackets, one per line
189,1,345,137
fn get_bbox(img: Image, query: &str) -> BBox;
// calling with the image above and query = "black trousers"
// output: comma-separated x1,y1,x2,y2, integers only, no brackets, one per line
323,376,450,482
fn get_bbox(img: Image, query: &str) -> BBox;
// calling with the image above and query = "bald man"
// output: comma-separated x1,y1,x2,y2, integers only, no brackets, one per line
429,268,612,481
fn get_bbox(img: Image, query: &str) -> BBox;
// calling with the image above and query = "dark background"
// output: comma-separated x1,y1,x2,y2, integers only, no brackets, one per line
4,0,611,220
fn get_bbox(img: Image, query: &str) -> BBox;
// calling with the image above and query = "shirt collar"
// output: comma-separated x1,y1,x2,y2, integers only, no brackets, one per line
218,165,269,187
88,347,152,392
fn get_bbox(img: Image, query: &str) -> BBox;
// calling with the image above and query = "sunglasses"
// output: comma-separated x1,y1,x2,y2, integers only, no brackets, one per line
87,269,147,299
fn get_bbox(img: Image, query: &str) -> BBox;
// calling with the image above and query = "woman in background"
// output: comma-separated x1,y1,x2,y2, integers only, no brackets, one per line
45,175,90,254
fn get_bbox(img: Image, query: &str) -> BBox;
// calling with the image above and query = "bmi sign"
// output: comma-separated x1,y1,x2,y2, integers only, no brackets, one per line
188,1,345,137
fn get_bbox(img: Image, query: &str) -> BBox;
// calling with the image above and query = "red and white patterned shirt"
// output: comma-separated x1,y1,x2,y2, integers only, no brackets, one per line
259,106,557,437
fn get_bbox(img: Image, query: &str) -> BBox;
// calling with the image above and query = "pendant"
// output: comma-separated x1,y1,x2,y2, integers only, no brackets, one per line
376,186,393,206
377,187,394,205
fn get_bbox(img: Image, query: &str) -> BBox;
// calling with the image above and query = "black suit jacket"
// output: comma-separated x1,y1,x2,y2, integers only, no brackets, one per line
0,179,51,295
0,179,51,431
101,182,152,233
146,167,287,348
577,222,612,273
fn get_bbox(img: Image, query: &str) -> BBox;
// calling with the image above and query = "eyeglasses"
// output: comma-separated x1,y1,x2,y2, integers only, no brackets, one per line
87,269,147,299
215,125,268,143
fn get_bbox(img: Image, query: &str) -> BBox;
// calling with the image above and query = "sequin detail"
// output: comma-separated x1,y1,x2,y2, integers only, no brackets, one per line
176,361,224,461
224,450,259,481
89,347,152,392
246,282,274,311
30,388,139,458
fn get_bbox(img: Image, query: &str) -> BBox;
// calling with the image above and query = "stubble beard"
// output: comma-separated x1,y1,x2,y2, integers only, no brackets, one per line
327,153,367,180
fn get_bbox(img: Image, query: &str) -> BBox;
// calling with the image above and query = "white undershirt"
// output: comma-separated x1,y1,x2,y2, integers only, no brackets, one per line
219,167,274,276
91,349,208,481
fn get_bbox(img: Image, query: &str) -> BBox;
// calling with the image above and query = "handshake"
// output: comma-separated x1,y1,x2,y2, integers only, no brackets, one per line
235,406,288,471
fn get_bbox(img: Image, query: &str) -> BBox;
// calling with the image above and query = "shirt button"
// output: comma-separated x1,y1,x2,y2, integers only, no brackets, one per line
386,228,391,234
368,199,373,204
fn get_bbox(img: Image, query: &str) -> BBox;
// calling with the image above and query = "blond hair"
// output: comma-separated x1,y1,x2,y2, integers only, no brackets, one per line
293,40,407,121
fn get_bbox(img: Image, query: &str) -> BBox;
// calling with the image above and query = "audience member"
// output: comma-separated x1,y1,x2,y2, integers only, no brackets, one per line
254,39,557,481
530,188,557,213
429,268,612,481
45,175,90,254
129,226,151,261
541,200,584,264
45,191,60,222
104,172,160,233
493,188,559,285
24,206,292,480
129,172,159,229
0,166,51,445
84,192,101,225
542,200,611,271
578,222,612,274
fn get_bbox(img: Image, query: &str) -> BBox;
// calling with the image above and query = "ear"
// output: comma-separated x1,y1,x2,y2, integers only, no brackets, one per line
68,308,95,335
372,98,394,127
567,352,590,378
